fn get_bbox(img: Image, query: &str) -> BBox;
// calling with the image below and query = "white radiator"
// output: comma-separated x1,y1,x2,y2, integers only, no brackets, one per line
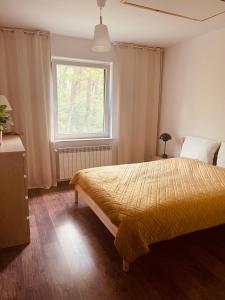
57,145,113,180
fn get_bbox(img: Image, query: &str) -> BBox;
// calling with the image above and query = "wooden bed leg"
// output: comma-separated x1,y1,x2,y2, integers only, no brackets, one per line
75,190,78,204
123,259,130,272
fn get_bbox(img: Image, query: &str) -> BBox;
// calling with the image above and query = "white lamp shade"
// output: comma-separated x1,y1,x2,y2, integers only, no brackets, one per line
0,95,12,111
92,24,111,52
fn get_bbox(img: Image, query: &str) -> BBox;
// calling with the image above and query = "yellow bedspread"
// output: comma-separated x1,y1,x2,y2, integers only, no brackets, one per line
70,158,225,263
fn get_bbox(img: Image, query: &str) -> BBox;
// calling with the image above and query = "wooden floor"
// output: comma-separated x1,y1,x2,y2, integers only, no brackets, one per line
1,187,225,300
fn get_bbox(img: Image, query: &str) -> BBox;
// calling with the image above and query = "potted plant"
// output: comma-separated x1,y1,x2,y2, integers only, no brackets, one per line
0,104,13,145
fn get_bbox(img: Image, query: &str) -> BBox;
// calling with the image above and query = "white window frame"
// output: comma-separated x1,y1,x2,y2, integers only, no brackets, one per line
52,58,112,141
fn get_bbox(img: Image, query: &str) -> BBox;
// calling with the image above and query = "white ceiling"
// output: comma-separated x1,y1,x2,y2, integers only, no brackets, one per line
0,0,225,47
124,0,225,21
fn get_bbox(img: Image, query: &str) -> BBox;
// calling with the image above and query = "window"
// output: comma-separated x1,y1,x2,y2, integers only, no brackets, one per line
52,59,111,140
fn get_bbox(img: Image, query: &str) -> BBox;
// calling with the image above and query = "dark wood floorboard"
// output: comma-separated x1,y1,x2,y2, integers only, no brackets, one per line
1,186,225,300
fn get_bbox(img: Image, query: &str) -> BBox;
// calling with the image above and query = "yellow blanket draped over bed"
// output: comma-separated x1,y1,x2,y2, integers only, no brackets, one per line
71,158,225,263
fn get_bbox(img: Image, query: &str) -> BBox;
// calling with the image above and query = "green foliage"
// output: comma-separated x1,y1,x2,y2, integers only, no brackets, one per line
56,64,105,136
0,105,13,131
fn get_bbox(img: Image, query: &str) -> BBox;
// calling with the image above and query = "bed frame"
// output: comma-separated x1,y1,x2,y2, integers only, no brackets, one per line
74,184,130,272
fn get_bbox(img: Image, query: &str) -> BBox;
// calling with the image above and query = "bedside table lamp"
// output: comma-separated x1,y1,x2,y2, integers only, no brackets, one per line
160,133,172,159
0,95,13,146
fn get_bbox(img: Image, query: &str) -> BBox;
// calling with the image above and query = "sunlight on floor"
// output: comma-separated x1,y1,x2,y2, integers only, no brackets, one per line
56,220,96,277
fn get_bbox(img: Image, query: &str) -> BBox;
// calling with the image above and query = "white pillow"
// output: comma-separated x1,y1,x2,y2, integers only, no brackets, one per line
180,136,220,164
217,142,225,167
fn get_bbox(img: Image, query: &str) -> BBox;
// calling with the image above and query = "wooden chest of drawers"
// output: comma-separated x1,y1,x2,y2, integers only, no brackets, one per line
0,135,30,248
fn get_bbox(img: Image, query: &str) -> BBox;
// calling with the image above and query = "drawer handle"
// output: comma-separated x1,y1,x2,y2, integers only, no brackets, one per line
22,153,26,157
25,196,28,200
24,174,27,179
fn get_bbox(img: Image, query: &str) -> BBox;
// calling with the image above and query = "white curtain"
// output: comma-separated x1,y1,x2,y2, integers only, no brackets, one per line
0,28,53,188
115,44,163,164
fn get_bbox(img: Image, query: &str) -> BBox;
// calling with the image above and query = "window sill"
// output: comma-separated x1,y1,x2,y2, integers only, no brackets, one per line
51,138,115,150
52,137,114,143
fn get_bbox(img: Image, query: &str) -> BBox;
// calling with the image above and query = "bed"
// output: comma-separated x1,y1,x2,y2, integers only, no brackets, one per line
70,157,225,271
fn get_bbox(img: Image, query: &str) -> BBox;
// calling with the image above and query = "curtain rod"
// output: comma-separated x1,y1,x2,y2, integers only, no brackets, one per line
113,42,163,51
0,26,50,37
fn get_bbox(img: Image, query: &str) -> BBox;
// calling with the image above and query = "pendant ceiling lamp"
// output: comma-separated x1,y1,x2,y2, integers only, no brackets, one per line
92,0,111,52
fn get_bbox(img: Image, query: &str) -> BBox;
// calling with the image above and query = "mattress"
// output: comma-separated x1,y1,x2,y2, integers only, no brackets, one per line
70,158,225,263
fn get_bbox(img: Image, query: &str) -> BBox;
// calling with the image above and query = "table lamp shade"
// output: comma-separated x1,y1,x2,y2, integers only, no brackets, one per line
160,133,172,142
0,95,12,111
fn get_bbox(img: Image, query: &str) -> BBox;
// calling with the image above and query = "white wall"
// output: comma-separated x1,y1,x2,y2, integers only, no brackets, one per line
51,34,114,62
159,27,225,157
